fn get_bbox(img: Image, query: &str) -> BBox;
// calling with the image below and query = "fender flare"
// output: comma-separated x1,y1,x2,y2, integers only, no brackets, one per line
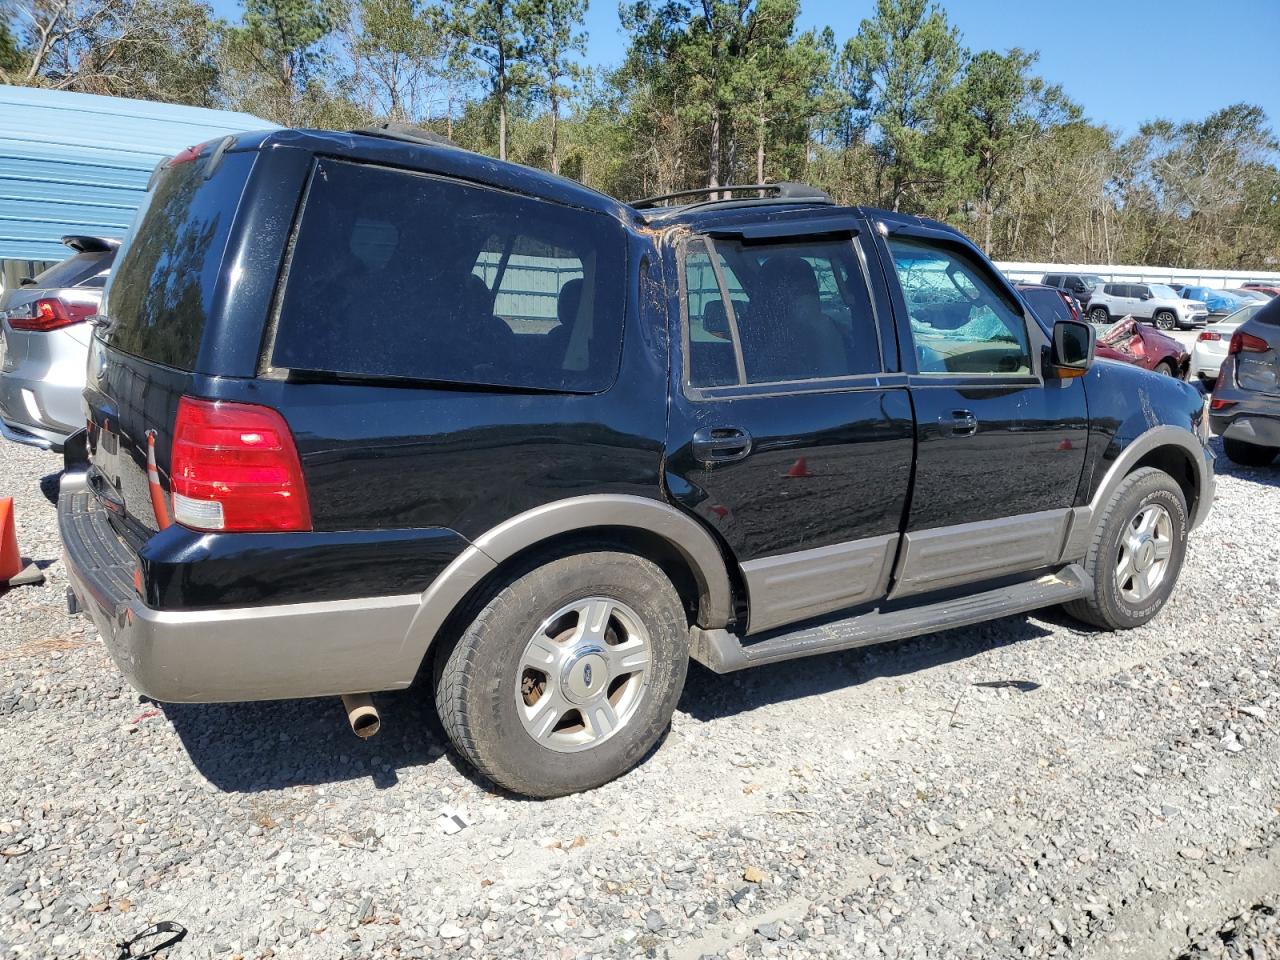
394,495,735,673
1061,424,1214,561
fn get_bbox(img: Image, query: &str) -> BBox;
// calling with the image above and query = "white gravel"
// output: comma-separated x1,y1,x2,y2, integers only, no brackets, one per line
1,437,1279,960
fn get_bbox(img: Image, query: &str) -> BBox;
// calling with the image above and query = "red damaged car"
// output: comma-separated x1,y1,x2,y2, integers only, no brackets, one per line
1017,283,1190,378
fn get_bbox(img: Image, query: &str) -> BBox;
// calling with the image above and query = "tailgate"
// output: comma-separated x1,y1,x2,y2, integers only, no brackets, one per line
84,148,256,539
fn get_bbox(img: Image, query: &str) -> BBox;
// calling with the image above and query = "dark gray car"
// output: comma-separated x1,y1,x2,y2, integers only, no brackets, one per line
1210,295,1280,466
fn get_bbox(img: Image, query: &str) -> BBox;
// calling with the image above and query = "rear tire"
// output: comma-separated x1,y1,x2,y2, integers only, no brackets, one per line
1089,306,1110,324
1064,467,1188,630
434,550,689,797
1223,437,1278,467
1153,310,1176,330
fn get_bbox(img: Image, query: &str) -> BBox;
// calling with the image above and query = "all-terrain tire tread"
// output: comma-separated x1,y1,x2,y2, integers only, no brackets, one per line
1063,467,1180,629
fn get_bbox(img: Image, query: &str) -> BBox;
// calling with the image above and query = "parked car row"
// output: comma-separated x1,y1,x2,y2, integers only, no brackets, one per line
1017,284,1190,377
1084,282,1208,330
1036,273,1278,334
0,126,1271,797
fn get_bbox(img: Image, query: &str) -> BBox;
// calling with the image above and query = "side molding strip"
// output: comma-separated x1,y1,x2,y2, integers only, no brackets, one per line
889,509,1072,600
741,534,896,635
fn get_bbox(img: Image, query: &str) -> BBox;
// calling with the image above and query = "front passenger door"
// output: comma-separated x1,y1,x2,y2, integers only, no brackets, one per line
877,226,1089,599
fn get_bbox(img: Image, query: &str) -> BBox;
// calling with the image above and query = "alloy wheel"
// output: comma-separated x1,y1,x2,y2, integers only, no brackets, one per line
1115,503,1173,604
515,597,651,753
1090,307,1108,323
1155,312,1175,330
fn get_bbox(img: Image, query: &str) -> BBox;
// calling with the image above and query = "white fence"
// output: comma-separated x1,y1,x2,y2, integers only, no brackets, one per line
995,261,1280,290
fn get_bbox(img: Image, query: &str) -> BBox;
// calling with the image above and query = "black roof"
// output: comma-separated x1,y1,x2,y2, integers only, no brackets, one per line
228,129,968,240
231,128,634,222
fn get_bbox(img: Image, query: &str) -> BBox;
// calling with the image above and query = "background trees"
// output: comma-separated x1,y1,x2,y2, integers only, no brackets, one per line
1,0,1276,270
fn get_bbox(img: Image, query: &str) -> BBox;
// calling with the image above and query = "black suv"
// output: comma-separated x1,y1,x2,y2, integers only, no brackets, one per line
59,129,1214,797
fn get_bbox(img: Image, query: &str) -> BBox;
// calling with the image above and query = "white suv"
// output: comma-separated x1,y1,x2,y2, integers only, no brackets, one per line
1086,282,1208,330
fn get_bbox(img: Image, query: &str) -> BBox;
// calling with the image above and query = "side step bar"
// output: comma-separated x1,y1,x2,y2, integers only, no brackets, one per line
690,564,1092,673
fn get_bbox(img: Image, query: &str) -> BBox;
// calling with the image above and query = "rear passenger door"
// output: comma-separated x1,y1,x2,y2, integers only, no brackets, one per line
664,221,915,634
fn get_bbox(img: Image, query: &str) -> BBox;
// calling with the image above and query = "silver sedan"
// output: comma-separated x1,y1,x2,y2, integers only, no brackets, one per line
0,236,117,450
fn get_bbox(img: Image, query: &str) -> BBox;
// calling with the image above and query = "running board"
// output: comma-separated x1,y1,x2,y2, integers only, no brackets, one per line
690,564,1092,673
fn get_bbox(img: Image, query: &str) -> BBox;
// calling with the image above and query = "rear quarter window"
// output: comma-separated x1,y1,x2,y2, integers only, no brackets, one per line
101,151,254,370
270,158,627,393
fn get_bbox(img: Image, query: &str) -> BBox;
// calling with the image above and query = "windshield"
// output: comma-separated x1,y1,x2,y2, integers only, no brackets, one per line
1083,275,1106,287
1148,284,1177,299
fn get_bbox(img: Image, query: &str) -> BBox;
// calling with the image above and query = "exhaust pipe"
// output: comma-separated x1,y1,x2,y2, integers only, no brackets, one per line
341,694,381,739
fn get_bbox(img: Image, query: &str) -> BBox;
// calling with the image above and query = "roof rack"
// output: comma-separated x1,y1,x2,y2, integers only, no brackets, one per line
352,122,460,149
630,182,832,210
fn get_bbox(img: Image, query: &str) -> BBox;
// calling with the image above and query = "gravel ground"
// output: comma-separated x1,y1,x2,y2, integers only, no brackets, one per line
1,437,1279,960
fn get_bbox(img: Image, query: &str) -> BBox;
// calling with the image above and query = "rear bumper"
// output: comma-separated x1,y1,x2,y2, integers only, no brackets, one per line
58,480,423,702
1210,372,1280,445
1211,412,1280,447
0,336,87,439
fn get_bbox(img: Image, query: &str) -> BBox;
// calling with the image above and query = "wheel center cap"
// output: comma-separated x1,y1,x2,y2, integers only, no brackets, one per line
562,648,608,703
1136,538,1156,570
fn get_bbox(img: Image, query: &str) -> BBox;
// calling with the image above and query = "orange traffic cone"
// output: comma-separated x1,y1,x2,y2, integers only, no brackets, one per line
784,457,810,478
0,497,44,588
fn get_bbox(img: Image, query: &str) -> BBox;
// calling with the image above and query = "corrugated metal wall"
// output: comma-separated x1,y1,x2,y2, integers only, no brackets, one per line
0,86,274,262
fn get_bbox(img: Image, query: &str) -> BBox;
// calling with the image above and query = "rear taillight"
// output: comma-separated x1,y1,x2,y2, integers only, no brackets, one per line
170,397,311,532
7,297,94,332
1228,331,1268,355
1198,331,1221,342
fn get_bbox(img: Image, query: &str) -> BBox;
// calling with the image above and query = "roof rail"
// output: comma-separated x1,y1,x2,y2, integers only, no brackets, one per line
630,182,832,210
352,122,460,149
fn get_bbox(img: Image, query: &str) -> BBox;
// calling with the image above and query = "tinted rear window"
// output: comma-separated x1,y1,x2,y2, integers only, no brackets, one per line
100,151,254,370
270,158,626,392
32,249,114,289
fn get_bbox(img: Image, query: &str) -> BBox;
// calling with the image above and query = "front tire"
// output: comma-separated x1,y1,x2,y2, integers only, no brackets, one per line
1223,437,1278,467
1065,467,1188,630
1153,360,1176,377
435,550,689,797
1089,306,1110,324
1153,310,1176,330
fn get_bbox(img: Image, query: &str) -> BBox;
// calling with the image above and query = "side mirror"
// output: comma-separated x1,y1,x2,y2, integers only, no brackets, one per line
1049,318,1095,378
1139,292,1152,301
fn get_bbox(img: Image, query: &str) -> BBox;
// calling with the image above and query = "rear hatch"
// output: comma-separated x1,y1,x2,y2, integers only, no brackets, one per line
1235,324,1280,396
84,146,257,544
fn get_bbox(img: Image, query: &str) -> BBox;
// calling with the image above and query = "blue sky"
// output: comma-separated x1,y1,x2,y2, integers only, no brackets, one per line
213,0,1280,136
579,0,1280,135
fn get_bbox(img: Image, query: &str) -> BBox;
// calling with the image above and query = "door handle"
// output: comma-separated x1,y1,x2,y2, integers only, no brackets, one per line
691,427,752,464
945,410,979,437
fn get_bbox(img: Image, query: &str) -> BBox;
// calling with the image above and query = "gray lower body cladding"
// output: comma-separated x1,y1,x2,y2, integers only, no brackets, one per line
59,484,421,702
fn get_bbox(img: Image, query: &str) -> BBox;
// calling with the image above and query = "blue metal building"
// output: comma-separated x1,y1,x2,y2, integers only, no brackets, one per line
0,86,273,273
